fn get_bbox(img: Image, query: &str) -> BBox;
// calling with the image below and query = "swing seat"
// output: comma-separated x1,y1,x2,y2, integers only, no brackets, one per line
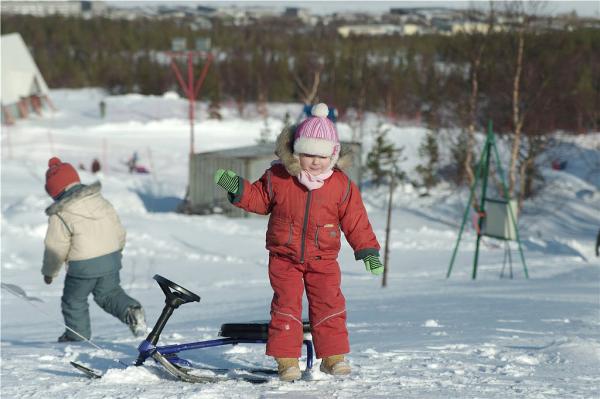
219,320,311,340
482,198,518,240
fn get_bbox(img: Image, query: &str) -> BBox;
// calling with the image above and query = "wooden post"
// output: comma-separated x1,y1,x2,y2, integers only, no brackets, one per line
382,170,395,288
102,138,108,176
187,52,195,156
147,147,157,183
3,123,13,159
47,130,55,155
2,106,15,125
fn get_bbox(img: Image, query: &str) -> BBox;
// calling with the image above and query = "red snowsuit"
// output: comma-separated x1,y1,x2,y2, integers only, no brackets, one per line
230,163,380,358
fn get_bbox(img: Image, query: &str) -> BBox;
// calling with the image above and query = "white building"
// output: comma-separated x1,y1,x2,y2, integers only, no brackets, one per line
337,24,403,38
450,21,492,35
1,33,53,124
402,23,425,35
1,0,107,17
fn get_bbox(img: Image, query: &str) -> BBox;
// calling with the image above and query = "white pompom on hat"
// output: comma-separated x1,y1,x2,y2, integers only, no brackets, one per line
293,103,340,165
311,103,329,118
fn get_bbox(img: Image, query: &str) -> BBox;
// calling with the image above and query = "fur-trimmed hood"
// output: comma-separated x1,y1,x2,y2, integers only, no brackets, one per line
45,182,102,216
274,125,353,176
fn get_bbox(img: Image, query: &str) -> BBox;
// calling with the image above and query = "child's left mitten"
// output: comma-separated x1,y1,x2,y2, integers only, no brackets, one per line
214,169,239,194
363,255,384,276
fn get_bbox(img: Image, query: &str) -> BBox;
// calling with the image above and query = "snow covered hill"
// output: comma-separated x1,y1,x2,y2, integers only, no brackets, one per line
1,89,599,398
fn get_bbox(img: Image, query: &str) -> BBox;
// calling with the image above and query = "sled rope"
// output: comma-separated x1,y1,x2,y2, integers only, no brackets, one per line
1,282,129,368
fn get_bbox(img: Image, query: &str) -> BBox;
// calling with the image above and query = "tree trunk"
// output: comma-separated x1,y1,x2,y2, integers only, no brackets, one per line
257,77,268,118
508,27,525,197
518,135,544,210
382,172,394,288
464,3,493,192
385,89,394,119
465,53,482,190
293,70,321,105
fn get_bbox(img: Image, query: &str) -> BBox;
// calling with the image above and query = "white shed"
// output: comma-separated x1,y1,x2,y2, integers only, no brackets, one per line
1,32,53,124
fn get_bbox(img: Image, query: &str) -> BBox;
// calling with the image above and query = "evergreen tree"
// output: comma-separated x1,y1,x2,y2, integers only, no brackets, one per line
282,111,292,130
366,123,404,187
257,118,272,144
2,13,597,136
450,130,470,185
416,130,440,189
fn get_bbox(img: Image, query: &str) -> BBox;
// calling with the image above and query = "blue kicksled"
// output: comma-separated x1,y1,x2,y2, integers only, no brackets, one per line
71,274,314,383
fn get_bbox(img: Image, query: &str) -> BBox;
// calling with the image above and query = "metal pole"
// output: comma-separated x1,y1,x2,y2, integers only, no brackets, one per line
472,129,492,279
188,52,195,156
508,241,513,279
169,58,189,97
193,53,213,98
500,240,508,278
382,170,395,288
447,138,487,278
490,133,529,278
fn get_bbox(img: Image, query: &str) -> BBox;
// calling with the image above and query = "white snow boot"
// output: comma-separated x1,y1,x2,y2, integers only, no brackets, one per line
125,306,147,337
320,355,351,376
276,358,301,382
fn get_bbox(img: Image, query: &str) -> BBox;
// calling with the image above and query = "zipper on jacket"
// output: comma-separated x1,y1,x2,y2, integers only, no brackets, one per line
285,221,293,246
299,191,312,263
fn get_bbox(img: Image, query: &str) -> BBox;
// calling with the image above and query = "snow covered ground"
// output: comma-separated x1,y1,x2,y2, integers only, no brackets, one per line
1,89,599,398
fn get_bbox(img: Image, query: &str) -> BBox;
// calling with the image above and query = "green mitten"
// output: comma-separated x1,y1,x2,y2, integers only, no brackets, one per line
214,169,239,194
363,255,384,276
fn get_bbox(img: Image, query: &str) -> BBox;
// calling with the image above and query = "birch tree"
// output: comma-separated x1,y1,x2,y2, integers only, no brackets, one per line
464,3,495,188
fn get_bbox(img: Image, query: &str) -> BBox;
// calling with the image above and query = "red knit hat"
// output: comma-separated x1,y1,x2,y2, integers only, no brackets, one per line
45,157,80,199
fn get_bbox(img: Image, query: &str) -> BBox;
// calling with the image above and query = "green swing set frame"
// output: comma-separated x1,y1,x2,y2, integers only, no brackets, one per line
446,122,529,280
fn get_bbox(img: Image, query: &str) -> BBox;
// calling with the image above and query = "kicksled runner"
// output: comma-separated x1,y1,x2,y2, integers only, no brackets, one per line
71,274,314,384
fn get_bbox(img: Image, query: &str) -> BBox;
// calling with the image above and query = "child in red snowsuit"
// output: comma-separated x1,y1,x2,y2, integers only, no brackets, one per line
214,103,383,381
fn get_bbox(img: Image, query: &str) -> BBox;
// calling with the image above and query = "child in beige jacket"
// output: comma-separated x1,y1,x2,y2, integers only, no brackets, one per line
42,157,146,342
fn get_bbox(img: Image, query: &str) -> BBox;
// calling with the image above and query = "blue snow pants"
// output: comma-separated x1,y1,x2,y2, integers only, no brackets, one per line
61,251,140,340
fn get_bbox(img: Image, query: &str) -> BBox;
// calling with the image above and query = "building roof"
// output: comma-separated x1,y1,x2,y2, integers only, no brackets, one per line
199,143,278,159
1,33,50,105
198,140,362,159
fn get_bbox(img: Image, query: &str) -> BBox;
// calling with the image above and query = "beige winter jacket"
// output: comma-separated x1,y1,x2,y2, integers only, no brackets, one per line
42,182,126,278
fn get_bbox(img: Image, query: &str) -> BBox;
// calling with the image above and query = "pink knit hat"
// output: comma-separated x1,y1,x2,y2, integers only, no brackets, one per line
294,103,340,165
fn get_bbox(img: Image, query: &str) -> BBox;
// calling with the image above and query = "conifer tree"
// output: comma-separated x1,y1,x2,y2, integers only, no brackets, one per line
366,123,404,187
416,130,440,189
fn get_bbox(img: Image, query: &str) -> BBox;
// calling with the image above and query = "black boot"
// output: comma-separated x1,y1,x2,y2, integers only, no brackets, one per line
57,332,83,343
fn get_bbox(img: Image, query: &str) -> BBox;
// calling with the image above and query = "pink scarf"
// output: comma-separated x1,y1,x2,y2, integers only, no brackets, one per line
297,169,334,190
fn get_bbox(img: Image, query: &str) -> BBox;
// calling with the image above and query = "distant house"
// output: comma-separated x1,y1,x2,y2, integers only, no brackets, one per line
184,141,363,217
450,21,501,35
402,23,425,35
0,1,106,17
0,0,80,16
196,5,217,16
284,7,311,23
337,24,403,38
1,33,53,125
